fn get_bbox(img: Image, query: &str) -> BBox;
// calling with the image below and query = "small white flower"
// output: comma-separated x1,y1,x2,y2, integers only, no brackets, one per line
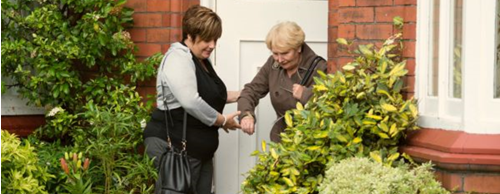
47,107,64,117
140,119,147,130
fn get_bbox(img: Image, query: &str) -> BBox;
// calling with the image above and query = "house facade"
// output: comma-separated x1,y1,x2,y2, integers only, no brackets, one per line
2,0,499,193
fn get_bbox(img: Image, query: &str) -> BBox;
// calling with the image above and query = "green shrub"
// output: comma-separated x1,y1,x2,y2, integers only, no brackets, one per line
1,130,54,194
242,18,419,193
319,157,449,194
1,0,161,113
2,0,160,192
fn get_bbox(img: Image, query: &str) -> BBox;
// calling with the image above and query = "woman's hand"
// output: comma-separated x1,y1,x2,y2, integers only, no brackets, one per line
221,111,241,132
240,115,255,135
292,84,305,100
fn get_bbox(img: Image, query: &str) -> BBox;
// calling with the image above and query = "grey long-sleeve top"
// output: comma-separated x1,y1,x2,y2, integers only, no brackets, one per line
156,42,218,126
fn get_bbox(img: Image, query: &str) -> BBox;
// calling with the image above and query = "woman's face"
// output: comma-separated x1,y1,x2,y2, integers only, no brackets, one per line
271,47,301,71
188,36,217,60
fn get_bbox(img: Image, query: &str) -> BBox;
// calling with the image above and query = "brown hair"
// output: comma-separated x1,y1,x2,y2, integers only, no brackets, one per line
182,5,222,42
265,21,305,51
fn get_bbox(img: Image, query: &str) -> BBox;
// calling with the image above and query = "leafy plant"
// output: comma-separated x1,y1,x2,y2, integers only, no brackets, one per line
59,152,93,194
2,0,161,193
242,20,419,193
70,85,156,194
318,157,449,194
25,137,78,193
1,0,161,112
1,130,54,194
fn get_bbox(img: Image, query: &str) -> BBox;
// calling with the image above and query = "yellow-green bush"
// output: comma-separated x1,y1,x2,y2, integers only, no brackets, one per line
319,157,449,194
242,21,419,193
1,130,53,194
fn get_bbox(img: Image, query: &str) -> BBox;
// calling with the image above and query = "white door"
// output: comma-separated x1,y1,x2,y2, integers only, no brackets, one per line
203,0,328,193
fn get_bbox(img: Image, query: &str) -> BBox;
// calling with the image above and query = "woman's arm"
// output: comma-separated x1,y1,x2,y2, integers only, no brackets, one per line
226,90,241,103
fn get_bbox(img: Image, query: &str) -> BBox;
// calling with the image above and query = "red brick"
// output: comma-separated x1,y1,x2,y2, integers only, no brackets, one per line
376,6,417,23
125,0,147,12
329,0,339,8
339,0,355,7
327,60,337,73
1,115,46,137
403,75,415,93
162,13,171,27
171,0,183,13
128,28,146,42
464,174,500,193
171,13,183,28
147,0,170,12
339,7,374,23
405,58,415,76
170,28,182,42
356,24,393,40
328,27,338,43
187,0,199,8
357,0,392,6
395,0,417,5
161,44,170,54
136,43,162,57
402,41,415,58
338,57,354,67
147,29,170,43
338,24,355,39
328,42,337,60
438,172,463,191
137,78,156,87
400,23,416,40
403,92,414,100
329,12,338,26
137,86,157,105
133,13,163,27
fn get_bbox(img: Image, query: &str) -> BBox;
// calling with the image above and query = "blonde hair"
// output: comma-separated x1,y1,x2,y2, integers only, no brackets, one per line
182,5,222,42
265,21,305,51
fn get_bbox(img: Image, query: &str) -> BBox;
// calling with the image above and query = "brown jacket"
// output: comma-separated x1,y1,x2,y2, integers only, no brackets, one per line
237,43,328,142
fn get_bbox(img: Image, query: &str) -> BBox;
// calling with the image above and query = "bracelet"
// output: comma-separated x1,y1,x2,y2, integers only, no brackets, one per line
221,115,227,127
238,112,254,123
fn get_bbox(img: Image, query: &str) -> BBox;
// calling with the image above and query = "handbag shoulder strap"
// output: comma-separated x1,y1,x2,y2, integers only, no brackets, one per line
181,111,187,152
300,56,325,86
161,81,188,152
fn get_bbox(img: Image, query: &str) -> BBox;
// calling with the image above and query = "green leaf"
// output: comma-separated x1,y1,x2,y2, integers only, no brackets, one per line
343,64,355,71
285,113,293,127
393,16,404,29
370,152,383,163
381,103,397,112
336,38,348,45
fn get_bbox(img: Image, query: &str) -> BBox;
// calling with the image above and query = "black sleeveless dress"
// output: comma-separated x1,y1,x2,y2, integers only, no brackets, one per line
144,50,227,162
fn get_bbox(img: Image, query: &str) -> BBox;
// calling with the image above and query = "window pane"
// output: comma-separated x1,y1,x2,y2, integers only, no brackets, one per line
451,0,463,98
496,1,500,98
429,0,440,96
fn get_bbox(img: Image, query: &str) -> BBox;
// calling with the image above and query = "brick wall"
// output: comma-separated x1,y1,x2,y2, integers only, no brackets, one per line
125,0,199,105
328,0,416,98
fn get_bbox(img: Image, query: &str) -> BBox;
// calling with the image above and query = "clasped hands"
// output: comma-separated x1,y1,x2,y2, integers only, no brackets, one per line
221,111,241,133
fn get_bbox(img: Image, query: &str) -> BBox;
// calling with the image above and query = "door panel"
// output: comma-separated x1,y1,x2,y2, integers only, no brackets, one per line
212,0,327,193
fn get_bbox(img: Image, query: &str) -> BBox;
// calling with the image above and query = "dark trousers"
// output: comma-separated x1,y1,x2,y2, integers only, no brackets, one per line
145,137,214,194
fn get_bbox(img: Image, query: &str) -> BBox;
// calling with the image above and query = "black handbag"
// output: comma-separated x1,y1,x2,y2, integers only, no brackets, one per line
156,84,193,194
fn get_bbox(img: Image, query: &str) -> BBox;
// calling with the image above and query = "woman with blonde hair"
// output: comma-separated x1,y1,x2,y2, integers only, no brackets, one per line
237,21,327,142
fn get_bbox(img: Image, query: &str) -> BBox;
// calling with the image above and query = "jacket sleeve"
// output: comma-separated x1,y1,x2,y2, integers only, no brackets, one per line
162,50,218,126
237,57,274,118
299,59,328,104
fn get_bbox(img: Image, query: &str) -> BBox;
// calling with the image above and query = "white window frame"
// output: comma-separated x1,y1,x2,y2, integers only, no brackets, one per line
416,0,500,134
